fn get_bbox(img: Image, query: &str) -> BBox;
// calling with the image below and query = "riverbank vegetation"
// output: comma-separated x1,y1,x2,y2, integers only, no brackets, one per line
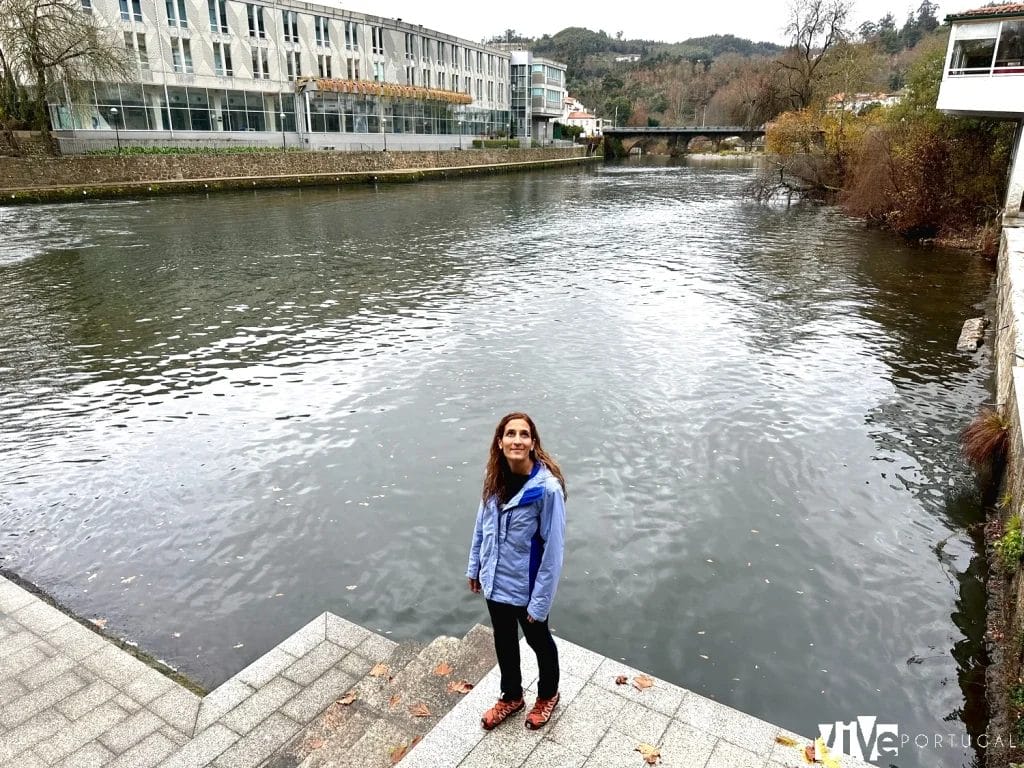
498,0,1015,249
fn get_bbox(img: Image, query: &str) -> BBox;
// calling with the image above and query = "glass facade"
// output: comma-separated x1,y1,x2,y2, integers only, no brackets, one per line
51,83,507,136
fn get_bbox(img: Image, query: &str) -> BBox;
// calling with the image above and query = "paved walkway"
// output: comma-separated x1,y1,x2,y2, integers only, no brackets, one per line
0,574,868,767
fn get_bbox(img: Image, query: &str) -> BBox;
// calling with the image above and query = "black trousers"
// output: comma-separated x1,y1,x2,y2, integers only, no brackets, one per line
486,599,560,700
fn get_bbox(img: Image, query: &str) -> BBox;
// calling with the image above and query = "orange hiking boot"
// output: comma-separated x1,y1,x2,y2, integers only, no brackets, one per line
525,692,560,730
481,696,524,730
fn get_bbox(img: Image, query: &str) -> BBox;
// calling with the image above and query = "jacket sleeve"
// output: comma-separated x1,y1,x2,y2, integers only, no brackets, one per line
466,501,485,579
526,484,566,622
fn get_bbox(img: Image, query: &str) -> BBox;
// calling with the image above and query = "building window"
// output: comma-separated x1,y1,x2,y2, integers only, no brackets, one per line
452,74,458,92
477,51,483,72
487,81,493,101
214,41,233,75
346,58,359,79
119,0,142,21
282,11,299,44
81,0,92,12
996,20,1024,70
246,5,266,38
371,26,384,54
404,32,414,60
373,61,384,81
438,71,446,89
286,50,301,80
344,20,358,50
251,46,269,78
208,0,228,33
170,36,193,73
487,54,494,75
165,0,187,28
422,38,431,64
405,65,415,85
451,45,459,69
423,70,431,88
314,16,329,46
437,41,445,66
318,53,332,78
123,31,149,70
465,48,471,70
476,78,482,98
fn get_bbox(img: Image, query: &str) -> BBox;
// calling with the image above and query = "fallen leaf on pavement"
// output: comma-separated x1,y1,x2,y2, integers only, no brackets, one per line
635,743,661,764
614,675,628,685
775,735,798,748
633,674,655,691
434,661,453,676
408,702,432,718
370,663,390,677
91,618,108,630
337,691,357,706
389,736,421,764
307,738,324,750
447,680,474,694
388,693,402,709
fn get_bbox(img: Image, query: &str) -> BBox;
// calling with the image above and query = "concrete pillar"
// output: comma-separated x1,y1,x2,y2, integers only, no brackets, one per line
149,91,165,130
1007,120,1024,226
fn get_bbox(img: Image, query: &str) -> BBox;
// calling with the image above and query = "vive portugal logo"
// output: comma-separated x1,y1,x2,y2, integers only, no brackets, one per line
817,716,900,763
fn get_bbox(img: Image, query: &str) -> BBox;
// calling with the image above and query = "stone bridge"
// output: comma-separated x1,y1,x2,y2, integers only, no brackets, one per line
603,125,766,157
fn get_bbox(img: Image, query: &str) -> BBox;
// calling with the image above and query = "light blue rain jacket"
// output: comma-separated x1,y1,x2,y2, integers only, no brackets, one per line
466,463,566,622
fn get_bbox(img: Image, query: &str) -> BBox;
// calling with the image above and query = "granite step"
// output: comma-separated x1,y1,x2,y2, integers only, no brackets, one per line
266,624,494,768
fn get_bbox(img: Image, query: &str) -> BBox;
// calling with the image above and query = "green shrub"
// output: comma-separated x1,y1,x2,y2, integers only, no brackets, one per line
996,514,1024,572
85,145,302,156
1011,684,1024,710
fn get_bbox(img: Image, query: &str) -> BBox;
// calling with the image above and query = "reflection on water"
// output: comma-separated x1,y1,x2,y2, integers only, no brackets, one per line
0,160,992,768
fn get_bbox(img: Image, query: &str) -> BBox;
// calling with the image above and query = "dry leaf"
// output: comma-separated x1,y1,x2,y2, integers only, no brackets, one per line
614,675,628,685
433,661,453,676
408,702,432,718
804,743,816,763
307,738,324,750
388,693,402,709
337,691,357,706
91,618,108,630
369,663,390,677
389,736,421,764
775,735,798,748
635,743,661,765
447,679,474,694
633,674,655,691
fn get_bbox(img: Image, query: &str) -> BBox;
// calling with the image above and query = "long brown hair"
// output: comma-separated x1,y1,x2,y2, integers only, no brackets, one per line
481,412,567,503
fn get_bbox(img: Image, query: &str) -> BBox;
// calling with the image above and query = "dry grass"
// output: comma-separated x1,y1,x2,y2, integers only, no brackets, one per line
961,407,1009,476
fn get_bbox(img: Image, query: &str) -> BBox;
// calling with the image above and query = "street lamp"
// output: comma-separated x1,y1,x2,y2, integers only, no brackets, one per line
381,116,388,152
108,107,121,153
280,110,287,149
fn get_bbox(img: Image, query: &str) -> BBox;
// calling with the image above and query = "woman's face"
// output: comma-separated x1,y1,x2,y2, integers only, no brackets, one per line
499,418,535,467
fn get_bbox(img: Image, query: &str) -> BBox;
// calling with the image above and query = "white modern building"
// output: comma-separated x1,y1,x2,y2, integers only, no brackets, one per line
54,0,512,149
509,51,566,143
937,3,1024,223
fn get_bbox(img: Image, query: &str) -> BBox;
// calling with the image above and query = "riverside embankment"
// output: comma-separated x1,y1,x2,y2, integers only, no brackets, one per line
0,147,595,204
986,225,1024,768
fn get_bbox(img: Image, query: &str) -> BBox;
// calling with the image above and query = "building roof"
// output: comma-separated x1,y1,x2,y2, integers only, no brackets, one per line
567,111,595,119
947,3,1024,21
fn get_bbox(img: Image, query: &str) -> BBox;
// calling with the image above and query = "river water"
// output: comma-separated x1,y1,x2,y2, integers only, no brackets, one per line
0,159,993,767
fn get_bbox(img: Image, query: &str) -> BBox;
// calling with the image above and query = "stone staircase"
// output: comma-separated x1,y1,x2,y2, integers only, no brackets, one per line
266,624,495,768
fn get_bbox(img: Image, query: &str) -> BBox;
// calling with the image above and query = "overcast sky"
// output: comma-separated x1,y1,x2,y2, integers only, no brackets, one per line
360,0,956,46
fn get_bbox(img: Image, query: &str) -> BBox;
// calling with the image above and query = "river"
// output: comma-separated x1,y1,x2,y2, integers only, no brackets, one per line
0,159,993,768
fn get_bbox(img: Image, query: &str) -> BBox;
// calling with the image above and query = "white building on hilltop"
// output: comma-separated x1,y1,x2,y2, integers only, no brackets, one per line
937,3,1024,223
51,0,511,149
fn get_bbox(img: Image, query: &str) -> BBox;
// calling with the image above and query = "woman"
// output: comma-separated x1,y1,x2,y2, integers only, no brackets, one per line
466,412,567,731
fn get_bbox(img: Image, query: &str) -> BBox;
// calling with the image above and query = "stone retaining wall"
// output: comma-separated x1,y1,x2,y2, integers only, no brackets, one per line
0,147,586,190
989,226,1024,767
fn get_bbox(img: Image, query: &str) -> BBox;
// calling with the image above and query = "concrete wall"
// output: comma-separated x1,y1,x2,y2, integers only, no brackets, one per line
0,147,586,190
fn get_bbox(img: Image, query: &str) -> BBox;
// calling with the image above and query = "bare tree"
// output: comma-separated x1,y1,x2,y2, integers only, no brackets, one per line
0,0,129,152
777,0,852,109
